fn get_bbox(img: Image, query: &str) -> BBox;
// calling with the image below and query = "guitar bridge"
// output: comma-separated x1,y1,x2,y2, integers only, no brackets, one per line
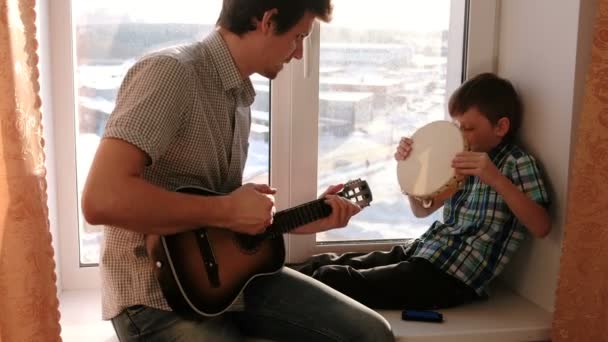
195,229,220,288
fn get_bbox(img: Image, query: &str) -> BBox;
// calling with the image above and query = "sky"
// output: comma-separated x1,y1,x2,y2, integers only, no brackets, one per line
74,0,451,32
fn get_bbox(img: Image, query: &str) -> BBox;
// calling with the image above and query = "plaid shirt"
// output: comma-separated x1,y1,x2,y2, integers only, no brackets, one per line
412,142,550,295
100,31,255,320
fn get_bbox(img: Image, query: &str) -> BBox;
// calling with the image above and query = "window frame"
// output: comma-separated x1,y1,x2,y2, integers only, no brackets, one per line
46,0,102,290
43,0,497,290
284,0,499,262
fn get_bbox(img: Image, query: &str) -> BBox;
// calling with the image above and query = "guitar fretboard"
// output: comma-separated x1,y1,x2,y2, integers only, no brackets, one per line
262,198,332,239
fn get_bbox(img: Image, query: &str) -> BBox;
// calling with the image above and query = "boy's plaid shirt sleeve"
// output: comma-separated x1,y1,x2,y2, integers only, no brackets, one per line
510,154,550,208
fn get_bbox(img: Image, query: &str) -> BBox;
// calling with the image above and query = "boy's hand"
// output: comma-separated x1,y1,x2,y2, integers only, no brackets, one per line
394,137,413,161
452,151,503,187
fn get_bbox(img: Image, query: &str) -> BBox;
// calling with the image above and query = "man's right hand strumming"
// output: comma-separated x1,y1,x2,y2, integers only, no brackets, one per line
223,183,276,235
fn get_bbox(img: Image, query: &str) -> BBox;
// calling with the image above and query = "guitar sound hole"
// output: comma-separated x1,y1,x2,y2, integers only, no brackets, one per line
234,233,264,254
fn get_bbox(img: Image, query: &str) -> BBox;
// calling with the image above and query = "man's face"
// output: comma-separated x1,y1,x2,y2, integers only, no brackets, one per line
258,12,316,79
453,107,506,152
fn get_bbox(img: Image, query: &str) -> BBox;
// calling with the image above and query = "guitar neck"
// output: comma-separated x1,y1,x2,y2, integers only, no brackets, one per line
263,198,332,238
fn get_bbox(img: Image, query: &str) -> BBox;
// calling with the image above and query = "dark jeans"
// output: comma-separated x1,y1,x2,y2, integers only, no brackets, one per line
291,240,480,310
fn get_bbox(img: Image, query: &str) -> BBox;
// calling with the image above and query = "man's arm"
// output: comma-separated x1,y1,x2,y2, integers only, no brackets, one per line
81,138,275,236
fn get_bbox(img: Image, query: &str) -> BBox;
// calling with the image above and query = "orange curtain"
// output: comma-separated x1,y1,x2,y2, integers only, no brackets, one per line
0,0,61,341
553,1,608,340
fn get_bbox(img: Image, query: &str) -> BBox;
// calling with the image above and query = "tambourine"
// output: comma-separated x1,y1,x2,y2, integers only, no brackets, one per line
396,120,468,208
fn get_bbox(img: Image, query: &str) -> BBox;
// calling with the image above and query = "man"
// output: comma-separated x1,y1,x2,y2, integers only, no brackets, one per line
82,0,394,341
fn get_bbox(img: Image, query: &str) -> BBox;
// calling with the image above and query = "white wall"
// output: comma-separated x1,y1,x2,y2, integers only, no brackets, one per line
496,0,596,311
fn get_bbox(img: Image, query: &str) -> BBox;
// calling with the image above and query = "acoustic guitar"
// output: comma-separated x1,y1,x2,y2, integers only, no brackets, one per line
146,178,373,318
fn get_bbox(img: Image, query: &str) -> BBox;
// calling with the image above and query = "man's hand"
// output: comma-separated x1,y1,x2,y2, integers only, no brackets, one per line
224,183,276,235
291,184,361,234
394,137,413,161
452,151,503,187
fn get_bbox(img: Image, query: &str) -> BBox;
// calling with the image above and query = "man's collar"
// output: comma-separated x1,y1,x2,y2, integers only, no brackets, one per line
205,30,245,92
204,30,255,106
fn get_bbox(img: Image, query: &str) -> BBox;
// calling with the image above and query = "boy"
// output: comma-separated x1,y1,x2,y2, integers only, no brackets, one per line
295,73,551,310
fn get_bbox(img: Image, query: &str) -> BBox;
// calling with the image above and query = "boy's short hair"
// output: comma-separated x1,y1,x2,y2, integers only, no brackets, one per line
217,0,333,36
448,73,522,141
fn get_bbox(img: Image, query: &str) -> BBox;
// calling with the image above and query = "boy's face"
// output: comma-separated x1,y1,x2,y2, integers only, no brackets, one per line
257,11,315,79
452,107,508,153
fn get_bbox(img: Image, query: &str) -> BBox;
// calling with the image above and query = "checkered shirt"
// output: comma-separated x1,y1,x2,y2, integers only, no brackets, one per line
411,142,550,296
100,30,255,320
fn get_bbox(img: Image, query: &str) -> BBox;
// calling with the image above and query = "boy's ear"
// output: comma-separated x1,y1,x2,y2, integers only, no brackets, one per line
258,8,278,35
495,117,510,138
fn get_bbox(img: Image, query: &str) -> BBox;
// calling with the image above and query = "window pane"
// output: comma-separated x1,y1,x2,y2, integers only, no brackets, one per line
72,1,270,265
317,0,453,242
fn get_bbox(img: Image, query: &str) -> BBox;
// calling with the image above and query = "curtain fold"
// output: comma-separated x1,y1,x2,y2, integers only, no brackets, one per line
553,0,608,340
0,0,61,341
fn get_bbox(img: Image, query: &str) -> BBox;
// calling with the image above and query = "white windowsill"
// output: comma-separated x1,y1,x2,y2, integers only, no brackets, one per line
59,289,116,342
59,283,551,342
382,284,552,342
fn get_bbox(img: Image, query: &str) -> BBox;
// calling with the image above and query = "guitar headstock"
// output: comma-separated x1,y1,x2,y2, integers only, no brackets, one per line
338,178,373,208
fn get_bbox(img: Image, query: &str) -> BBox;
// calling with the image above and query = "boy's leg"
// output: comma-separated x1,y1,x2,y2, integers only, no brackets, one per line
111,305,243,342
293,240,418,276
312,258,478,310
237,267,394,342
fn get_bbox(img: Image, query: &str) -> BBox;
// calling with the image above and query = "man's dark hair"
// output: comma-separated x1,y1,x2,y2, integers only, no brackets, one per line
217,0,332,35
448,73,523,141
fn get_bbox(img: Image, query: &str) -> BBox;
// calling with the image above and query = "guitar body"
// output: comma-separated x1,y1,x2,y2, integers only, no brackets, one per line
147,227,286,318
146,186,286,318
146,179,372,319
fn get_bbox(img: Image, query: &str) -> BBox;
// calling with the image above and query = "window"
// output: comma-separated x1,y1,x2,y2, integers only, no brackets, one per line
71,1,270,266
316,0,452,242
285,0,483,258
46,0,496,289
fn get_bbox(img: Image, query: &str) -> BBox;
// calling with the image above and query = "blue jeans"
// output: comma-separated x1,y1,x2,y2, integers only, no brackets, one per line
111,267,394,341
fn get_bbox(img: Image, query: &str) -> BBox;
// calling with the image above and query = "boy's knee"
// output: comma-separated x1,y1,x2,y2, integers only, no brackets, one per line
311,265,344,285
